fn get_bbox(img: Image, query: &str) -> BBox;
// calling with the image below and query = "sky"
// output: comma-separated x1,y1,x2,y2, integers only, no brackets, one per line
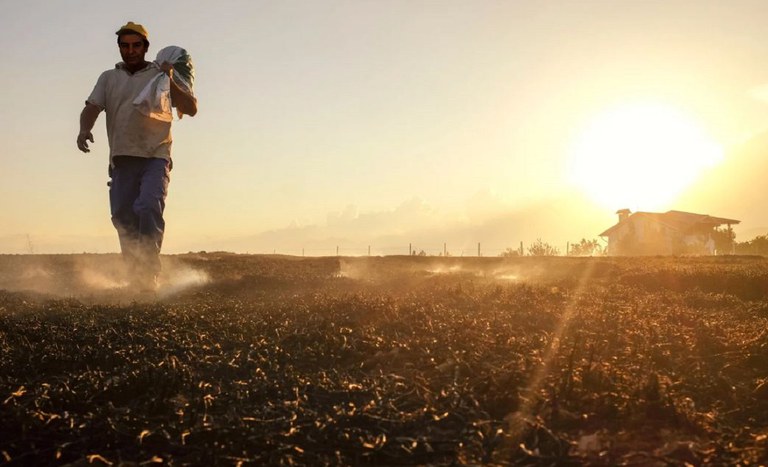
3,0,768,255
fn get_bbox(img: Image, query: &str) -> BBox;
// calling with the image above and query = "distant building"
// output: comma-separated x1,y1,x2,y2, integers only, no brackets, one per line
599,209,740,256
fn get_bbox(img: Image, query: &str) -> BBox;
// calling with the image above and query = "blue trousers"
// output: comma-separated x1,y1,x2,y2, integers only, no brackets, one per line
109,156,170,276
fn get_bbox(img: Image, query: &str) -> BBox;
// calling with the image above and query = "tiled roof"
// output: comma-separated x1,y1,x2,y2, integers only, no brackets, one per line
599,210,740,237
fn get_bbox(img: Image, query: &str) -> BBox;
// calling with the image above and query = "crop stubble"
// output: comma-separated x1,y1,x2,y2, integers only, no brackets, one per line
1,254,768,465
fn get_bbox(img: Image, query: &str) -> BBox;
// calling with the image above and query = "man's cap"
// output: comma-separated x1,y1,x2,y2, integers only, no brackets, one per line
115,21,148,39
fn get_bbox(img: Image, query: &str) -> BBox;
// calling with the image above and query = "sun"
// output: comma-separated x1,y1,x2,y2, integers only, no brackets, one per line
566,102,723,211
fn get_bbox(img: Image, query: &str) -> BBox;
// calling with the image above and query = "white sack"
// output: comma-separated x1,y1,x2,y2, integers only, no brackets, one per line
132,46,195,121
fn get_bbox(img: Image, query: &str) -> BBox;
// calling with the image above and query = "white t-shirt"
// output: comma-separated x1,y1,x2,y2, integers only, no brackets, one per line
87,63,172,166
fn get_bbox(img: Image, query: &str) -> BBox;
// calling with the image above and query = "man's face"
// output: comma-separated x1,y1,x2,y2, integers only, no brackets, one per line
118,33,147,66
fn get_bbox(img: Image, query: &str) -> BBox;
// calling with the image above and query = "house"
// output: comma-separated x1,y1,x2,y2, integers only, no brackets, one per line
599,209,740,256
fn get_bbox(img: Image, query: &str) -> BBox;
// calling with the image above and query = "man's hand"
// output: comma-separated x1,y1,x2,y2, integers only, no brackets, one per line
77,131,94,153
78,103,101,153
162,61,198,117
160,61,174,77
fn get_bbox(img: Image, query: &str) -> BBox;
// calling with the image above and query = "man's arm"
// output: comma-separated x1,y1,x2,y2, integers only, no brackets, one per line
77,103,102,153
161,62,198,117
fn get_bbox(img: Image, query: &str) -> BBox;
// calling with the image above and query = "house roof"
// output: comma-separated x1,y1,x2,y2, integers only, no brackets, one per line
599,210,740,237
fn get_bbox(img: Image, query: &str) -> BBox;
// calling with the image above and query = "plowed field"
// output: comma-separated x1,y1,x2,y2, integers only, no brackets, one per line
2,253,768,465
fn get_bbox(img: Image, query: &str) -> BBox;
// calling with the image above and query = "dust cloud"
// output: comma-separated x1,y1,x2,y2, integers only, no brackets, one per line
0,254,210,301
157,264,210,298
79,266,128,290
336,257,533,285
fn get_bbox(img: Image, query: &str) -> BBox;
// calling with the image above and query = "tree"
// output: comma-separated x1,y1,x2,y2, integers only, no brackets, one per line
569,238,604,256
527,238,559,256
735,234,768,255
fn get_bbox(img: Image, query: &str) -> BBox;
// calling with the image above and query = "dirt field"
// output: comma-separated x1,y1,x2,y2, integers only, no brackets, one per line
2,253,768,465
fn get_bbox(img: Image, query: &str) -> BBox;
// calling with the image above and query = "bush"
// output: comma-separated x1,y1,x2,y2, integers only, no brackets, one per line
499,247,521,258
527,239,559,256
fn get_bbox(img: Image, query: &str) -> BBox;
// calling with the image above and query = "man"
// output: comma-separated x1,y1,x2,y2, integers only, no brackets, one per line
77,22,197,291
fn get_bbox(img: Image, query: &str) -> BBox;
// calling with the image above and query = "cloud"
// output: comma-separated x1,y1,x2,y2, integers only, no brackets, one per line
325,198,440,235
1,193,615,256
190,192,612,256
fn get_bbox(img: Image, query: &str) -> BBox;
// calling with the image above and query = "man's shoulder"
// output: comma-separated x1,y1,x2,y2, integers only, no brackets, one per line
95,66,121,81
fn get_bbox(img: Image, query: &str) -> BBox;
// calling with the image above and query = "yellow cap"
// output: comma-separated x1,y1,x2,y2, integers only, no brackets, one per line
115,21,148,39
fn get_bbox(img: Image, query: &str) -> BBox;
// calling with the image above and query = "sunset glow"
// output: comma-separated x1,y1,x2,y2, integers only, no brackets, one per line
3,1,768,254
566,102,724,211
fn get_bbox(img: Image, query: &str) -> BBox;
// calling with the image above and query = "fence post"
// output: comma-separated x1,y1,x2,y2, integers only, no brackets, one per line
478,242,481,257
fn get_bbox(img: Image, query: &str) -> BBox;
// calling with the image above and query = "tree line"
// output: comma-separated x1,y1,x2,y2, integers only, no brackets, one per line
499,238,604,257
498,233,768,257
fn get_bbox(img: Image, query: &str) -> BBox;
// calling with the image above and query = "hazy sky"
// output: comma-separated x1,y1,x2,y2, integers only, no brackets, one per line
3,0,768,255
